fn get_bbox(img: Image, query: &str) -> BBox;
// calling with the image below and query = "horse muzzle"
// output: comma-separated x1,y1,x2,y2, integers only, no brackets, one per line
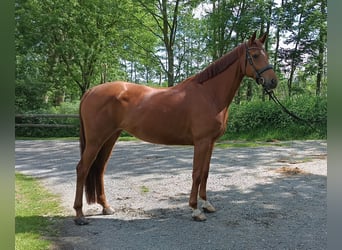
259,77,277,91
255,64,277,91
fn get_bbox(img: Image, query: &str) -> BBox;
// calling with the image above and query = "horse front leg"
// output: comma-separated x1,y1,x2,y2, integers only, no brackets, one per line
198,145,216,213
190,140,215,221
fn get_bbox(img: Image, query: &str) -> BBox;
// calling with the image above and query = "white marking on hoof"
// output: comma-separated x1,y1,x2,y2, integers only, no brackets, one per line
192,209,206,221
202,200,216,213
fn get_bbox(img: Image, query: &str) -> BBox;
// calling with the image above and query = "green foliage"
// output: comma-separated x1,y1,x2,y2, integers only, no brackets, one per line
15,0,138,100
224,95,326,141
15,80,50,113
15,0,327,100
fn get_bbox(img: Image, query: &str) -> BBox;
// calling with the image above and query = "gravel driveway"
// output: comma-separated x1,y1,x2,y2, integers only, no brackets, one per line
15,140,327,250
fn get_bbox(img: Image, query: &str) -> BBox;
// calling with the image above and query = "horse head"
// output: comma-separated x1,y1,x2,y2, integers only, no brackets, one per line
243,31,278,91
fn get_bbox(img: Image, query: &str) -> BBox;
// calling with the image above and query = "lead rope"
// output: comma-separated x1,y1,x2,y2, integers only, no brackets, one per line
263,88,318,130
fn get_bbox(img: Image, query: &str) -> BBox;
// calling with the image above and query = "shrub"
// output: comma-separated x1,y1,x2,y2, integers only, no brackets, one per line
224,95,326,141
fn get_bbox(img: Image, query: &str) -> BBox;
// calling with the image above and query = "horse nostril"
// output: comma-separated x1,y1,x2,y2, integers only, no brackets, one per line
271,79,277,88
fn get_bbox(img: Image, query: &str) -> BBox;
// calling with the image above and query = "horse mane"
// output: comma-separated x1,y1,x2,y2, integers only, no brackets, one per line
194,43,244,84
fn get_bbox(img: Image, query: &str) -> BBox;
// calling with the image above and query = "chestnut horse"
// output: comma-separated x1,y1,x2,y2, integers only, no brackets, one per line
73,32,278,225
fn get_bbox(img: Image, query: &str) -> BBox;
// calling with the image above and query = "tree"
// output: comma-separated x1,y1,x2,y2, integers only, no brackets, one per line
133,0,205,87
112,1,161,84
174,9,210,82
277,0,327,97
15,0,129,100
133,0,182,87
315,0,327,96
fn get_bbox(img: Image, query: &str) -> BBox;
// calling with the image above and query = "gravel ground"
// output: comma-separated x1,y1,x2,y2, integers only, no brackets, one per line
15,140,327,250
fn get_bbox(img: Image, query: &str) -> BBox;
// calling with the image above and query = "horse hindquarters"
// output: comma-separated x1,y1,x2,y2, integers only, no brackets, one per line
74,89,122,224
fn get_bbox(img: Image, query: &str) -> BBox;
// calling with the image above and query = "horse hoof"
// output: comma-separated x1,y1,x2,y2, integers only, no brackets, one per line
202,200,216,213
74,217,89,226
102,207,115,215
192,209,207,221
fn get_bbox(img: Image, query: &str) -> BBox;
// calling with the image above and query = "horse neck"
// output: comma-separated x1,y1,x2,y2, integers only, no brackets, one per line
204,57,244,111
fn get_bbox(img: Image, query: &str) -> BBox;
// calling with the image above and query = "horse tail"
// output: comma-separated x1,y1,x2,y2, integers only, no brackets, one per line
85,159,100,204
84,134,120,204
79,103,86,158
85,138,114,205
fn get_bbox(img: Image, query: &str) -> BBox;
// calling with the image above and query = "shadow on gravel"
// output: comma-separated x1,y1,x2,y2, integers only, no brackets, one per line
15,140,327,179
54,172,326,250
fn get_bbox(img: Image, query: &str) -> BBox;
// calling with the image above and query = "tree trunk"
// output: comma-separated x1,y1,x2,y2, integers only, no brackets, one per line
288,7,304,97
273,0,284,71
246,81,253,101
100,63,107,84
161,0,179,87
234,88,241,105
167,47,175,87
316,0,326,96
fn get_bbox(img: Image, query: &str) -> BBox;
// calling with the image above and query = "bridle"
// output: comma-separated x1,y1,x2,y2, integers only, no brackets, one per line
245,43,274,87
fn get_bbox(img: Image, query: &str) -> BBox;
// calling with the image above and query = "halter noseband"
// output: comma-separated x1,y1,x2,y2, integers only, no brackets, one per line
245,43,273,86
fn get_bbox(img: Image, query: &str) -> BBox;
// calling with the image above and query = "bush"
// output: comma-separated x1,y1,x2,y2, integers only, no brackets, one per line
224,95,326,141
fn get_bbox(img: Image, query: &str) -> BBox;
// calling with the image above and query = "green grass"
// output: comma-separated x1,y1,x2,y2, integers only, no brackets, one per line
118,135,139,141
215,140,290,149
140,185,150,194
15,173,64,250
220,125,325,142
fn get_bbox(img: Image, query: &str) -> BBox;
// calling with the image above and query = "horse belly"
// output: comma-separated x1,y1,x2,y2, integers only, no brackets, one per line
122,112,194,145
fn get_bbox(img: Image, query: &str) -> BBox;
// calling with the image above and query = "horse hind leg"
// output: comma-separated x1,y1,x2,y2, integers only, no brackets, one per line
90,131,122,216
73,131,121,225
73,144,102,225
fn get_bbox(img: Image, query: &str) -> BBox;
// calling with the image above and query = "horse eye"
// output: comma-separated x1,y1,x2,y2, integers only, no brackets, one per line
252,54,259,59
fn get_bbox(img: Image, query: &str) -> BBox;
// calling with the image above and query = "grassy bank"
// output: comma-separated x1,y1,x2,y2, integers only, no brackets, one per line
15,173,64,250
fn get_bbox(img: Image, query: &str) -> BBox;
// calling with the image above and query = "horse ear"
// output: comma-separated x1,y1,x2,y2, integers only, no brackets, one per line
248,31,257,45
259,32,268,44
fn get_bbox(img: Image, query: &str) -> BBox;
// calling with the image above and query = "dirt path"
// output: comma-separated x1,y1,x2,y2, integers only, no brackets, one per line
15,140,327,250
